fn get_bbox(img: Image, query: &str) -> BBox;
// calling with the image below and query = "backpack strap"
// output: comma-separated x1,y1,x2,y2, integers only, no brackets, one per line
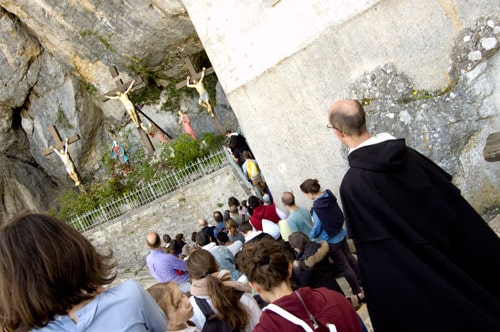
263,304,314,332
194,296,216,318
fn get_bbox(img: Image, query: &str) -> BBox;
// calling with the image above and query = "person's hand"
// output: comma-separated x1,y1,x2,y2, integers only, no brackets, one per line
202,67,206,71
187,76,190,81
293,260,299,268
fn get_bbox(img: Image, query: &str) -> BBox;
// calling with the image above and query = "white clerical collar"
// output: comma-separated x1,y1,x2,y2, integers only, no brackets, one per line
349,133,396,154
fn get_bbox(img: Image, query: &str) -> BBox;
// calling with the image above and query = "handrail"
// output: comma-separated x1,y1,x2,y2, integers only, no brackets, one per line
70,149,228,232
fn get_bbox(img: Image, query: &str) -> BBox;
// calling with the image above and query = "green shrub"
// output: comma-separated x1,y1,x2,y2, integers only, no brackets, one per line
165,134,204,169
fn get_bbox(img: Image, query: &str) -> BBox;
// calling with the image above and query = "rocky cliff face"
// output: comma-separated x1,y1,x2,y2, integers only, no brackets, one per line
0,1,239,223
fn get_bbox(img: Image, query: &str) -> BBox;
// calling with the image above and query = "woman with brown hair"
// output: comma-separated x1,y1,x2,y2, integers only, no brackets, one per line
0,213,167,332
225,217,245,243
186,249,261,331
300,178,364,306
238,240,364,332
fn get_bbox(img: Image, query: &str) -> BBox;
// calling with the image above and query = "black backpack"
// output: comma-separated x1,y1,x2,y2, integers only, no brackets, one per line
194,293,243,332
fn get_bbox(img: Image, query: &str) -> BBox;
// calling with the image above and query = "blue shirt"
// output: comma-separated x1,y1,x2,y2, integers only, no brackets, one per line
309,192,346,244
287,207,313,235
34,279,167,331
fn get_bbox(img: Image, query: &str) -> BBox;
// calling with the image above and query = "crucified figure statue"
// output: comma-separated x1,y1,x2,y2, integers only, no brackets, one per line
186,67,214,117
50,138,81,186
105,79,143,128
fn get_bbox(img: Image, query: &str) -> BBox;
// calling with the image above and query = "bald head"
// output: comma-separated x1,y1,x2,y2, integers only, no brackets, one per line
281,192,295,207
146,232,161,248
198,218,208,227
328,99,367,137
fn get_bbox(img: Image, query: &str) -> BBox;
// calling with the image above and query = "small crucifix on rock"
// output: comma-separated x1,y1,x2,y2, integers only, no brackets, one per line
101,66,155,156
176,58,224,134
42,125,83,189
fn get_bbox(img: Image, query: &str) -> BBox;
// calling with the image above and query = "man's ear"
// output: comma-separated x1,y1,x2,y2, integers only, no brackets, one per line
288,262,293,278
334,127,344,138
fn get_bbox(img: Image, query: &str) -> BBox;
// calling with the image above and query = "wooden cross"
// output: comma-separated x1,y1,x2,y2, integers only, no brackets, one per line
42,125,80,156
101,66,155,156
100,66,143,102
43,125,85,192
176,58,224,135
175,57,215,90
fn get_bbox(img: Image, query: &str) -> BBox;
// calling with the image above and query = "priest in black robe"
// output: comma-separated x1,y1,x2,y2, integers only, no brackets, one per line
328,99,500,331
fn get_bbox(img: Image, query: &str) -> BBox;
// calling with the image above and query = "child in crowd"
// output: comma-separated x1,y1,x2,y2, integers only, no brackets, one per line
0,213,167,331
186,249,261,331
148,282,199,332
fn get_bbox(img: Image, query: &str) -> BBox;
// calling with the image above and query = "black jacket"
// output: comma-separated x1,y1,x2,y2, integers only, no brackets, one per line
341,138,500,331
293,241,344,295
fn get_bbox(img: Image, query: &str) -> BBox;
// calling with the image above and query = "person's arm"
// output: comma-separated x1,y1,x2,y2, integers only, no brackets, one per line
171,256,189,272
124,79,135,94
105,94,119,100
309,210,322,240
186,76,194,87
63,139,69,156
200,67,206,82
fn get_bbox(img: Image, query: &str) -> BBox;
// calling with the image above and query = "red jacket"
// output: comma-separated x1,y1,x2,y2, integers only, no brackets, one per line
250,204,281,231
254,287,362,332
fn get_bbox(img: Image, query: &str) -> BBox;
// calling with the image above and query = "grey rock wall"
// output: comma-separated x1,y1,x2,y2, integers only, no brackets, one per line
0,1,238,223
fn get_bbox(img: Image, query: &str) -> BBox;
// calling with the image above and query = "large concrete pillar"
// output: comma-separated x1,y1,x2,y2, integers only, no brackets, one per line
182,0,500,213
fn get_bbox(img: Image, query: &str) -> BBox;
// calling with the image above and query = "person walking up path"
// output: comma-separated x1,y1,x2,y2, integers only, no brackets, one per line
300,179,364,307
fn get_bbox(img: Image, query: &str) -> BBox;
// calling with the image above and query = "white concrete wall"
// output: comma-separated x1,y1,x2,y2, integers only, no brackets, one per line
182,0,500,212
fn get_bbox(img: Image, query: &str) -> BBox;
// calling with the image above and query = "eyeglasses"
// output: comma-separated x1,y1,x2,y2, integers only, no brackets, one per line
327,123,338,130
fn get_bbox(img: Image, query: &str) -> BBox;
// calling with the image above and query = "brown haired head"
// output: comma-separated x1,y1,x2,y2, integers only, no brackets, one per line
186,249,248,329
238,240,290,292
186,249,218,279
300,178,321,194
288,232,311,253
0,213,116,331
225,218,238,236
147,282,178,319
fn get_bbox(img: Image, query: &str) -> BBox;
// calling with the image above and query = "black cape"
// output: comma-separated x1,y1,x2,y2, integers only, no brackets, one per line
340,138,500,331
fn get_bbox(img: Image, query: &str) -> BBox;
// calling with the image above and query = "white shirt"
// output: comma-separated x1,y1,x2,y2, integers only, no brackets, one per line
349,133,396,154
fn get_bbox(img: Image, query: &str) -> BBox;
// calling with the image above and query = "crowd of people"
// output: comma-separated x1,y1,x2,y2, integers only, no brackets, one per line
1,99,499,331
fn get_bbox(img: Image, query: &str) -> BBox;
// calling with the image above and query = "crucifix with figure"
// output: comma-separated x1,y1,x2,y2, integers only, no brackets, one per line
43,125,84,191
176,57,224,135
101,66,155,156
